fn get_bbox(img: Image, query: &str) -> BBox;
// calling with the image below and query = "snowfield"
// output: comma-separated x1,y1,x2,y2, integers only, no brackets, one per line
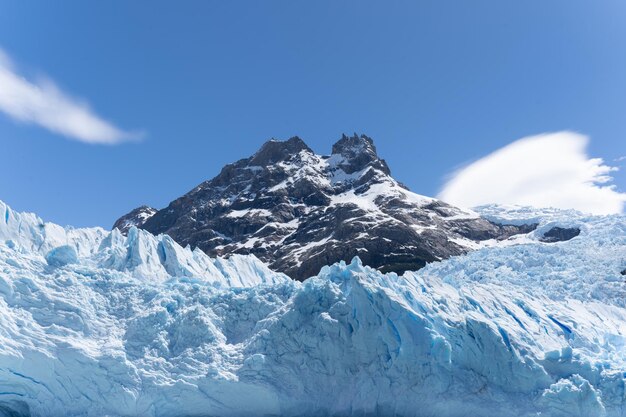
0,200,625,417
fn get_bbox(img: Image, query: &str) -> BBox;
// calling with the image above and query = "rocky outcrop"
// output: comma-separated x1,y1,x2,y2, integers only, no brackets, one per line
112,206,157,234
540,226,581,243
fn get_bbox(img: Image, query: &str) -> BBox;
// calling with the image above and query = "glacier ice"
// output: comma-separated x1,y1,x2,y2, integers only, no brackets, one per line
0,199,625,416
45,245,78,267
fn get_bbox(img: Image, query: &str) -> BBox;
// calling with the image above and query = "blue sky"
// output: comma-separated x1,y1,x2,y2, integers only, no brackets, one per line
1,1,625,226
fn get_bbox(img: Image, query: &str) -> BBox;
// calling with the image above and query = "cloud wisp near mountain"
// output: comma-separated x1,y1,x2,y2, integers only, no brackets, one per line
438,132,626,215
0,47,140,144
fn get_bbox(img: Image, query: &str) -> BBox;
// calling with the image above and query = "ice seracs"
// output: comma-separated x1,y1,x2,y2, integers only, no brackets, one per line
45,245,78,267
0,199,287,287
0,200,625,416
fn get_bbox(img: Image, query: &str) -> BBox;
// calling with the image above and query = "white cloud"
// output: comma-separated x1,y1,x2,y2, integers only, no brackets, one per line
438,132,626,215
0,48,140,144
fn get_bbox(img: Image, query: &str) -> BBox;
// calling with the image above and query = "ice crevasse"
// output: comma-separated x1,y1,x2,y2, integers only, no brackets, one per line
0,200,625,416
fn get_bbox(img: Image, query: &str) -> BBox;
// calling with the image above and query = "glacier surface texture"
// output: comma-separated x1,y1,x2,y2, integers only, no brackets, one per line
0,200,625,417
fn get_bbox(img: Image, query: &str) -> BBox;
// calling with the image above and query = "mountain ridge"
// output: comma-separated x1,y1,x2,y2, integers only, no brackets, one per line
115,134,535,279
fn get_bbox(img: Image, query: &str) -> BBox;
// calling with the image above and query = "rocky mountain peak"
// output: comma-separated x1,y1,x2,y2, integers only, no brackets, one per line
115,134,534,280
331,133,376,155
249,136,312,167
331,133,390,175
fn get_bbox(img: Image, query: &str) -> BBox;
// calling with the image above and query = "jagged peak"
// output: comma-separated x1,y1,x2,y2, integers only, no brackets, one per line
331,133,390,175
332,133,376,156
249,136,313,166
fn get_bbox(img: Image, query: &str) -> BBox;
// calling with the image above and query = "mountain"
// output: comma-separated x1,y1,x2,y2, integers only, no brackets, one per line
115,134,533,280
1,199,625,416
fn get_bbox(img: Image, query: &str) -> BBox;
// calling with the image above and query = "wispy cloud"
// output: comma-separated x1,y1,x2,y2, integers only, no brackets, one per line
438,132,626,215
0,48,141,144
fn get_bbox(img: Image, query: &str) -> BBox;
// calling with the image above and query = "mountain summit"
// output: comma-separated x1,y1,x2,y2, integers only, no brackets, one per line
114,134,532,279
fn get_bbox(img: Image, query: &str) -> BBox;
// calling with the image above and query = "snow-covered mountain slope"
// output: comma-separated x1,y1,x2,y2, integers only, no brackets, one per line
1,200,626,416
115,134,533,280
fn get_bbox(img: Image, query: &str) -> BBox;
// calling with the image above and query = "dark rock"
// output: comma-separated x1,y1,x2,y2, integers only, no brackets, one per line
331,133,391,175
250,136,312,166
115,134,534,280
539,226,580,243
112,206,157,234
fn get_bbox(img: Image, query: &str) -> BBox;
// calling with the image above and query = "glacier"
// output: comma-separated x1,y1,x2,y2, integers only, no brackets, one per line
0,200,625,416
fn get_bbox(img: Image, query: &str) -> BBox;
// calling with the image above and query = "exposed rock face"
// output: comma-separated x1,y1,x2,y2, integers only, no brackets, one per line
114,134,533,280
540,226,581,243
112,206,157,234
